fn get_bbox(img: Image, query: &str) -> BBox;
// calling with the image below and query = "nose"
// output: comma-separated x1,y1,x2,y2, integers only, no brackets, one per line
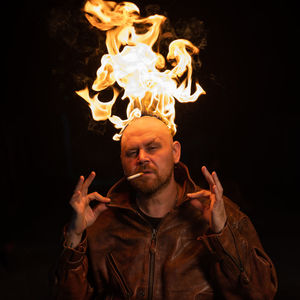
137,149,149,165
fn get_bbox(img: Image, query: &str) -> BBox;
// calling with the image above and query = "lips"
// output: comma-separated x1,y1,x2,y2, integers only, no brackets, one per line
133,168,156,178
140,168,155,174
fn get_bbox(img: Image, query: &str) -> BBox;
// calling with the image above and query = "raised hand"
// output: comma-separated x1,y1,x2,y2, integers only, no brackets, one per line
187,166,227,233
66,172,111,247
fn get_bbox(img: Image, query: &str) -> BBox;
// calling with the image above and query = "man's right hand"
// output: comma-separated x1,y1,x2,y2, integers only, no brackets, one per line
66,171,111,248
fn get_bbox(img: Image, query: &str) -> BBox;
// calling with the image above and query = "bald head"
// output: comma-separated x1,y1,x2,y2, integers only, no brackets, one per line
121,116,174,150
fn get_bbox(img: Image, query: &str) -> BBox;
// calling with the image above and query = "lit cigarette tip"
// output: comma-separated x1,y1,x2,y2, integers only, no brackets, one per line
127,172,144,180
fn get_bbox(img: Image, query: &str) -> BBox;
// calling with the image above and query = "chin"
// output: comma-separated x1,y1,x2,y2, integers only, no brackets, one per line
131,172,173,196
131,179,159,195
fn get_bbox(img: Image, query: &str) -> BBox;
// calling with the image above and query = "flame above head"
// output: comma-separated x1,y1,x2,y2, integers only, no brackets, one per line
76,0,206,140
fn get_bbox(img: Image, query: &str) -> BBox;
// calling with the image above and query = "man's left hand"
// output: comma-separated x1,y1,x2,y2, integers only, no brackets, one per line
187,166,227,233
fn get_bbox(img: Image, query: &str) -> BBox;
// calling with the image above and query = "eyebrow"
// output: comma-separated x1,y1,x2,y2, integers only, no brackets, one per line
145,138,160,147
125,138,160,151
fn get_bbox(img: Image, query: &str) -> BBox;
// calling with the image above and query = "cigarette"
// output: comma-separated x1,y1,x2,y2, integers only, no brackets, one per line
127,172,144,180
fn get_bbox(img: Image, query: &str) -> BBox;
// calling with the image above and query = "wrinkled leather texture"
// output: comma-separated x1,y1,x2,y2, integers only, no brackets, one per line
53,162,277,300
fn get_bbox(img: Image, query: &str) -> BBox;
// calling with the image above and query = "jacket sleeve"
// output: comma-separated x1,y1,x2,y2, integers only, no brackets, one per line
51,232,95,300
200,209,278,299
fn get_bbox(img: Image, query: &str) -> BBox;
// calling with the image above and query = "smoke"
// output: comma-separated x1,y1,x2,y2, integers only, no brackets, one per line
48,1,107,91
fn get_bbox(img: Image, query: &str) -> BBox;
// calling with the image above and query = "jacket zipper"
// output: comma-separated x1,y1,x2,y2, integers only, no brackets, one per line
134,209,168,300
148,227,157,300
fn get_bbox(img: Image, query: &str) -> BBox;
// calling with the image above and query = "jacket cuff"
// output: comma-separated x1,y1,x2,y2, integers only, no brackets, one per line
61,227,88,267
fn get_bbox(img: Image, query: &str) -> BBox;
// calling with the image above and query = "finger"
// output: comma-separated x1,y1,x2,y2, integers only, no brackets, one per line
69,191,82,210
188,191,211,208
187,189,210,198
71,190,81,203
209,186,223,218
87,192,111,203
212,184,222,202
210,187,217,205
74,176,84,193
212,171,223,194
201,166,215,188
82,171,96,195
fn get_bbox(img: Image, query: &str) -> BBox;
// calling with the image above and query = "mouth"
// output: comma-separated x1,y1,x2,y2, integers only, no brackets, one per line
142,170,153,174
127,169,156,181
140,170,156,178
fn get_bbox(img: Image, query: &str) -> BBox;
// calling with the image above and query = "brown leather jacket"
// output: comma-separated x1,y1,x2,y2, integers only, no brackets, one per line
53,162,277,300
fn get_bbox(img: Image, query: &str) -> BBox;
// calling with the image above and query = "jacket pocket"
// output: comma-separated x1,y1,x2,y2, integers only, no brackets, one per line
106,252,133,299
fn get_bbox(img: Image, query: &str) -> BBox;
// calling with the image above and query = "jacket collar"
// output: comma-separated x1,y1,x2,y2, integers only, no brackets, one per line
106,161,199,210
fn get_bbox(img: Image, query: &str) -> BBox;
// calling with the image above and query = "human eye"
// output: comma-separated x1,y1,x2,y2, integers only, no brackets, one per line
126,149,138,158
146,143,160,153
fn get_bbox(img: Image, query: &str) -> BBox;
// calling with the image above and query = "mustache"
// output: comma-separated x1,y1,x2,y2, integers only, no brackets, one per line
137,165,156,173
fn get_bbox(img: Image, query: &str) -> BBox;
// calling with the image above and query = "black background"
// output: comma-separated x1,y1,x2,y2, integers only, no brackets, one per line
1,0,298,299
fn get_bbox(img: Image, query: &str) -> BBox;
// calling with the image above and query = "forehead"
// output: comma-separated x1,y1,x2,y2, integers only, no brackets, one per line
121,117,172,149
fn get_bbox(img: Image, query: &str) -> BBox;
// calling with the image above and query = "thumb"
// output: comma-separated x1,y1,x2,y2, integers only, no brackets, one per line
93,203,109,218
190,199,204,210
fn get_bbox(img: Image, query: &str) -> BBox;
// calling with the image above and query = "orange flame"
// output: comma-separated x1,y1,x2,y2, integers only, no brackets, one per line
76,0,205,140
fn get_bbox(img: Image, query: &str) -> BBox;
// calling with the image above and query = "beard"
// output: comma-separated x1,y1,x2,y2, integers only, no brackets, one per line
130,166,174,196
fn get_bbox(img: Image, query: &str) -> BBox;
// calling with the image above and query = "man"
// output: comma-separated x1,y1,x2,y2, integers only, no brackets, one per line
53,116,277,299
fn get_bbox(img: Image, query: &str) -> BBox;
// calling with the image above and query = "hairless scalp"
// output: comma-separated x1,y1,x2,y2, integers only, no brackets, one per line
120,116,174,150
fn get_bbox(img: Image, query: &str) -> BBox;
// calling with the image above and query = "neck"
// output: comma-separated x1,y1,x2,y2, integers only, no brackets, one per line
136,176,178,218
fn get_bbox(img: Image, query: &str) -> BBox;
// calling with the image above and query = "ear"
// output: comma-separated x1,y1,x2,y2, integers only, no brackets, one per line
172,141,181,163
